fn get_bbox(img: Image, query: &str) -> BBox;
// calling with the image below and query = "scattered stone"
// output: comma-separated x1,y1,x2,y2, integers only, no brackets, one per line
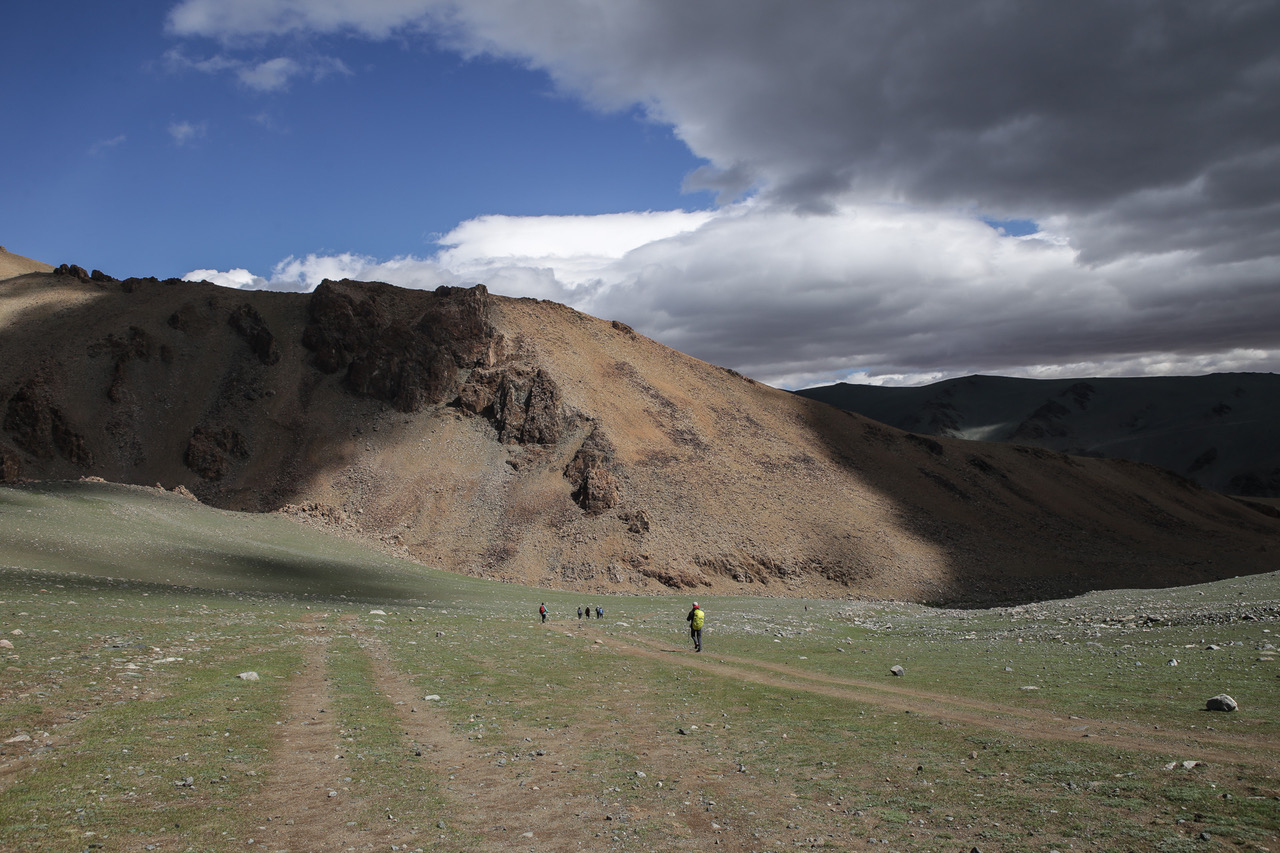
890,665,905,677
1167,659,1178,666
328,790,338,798
1205,644,1221,650
369,609,387,615
635,771,646,778
9,629,23,636
1182,760,1201,770
5,734,32,743
0,639,12,649
237,671,260,682
423,694,441,701
520,832,533,838
1205,694,1237,712
1019,686,1040,690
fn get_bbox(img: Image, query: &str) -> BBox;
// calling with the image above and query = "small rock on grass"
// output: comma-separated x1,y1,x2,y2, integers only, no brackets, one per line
237,671,260,681
890,665,905,677
1205,694,1237,712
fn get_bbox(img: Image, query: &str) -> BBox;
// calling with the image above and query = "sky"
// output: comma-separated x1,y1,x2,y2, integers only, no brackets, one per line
4,1,1280,389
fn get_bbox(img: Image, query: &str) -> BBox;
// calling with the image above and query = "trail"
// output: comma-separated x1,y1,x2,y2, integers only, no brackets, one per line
249,620,420,853
355,626,765,852
591,626,1280,768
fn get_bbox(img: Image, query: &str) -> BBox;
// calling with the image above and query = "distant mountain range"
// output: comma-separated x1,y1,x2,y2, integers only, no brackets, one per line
1,261,1277,603
796,374,1280,497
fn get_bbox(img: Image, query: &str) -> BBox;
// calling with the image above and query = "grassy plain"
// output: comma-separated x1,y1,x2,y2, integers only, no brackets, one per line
1,481,1277,852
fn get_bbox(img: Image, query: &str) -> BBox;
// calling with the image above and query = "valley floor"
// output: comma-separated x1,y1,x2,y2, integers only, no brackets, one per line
2,569,1278,852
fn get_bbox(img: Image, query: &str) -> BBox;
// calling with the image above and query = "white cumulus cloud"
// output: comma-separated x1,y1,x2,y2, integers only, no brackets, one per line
170,1,1280,386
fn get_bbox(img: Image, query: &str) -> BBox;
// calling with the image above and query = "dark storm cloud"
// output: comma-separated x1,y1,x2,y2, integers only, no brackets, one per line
393,1,1280,263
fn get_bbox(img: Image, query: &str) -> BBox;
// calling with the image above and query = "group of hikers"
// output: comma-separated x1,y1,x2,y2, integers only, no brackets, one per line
538,600,706,653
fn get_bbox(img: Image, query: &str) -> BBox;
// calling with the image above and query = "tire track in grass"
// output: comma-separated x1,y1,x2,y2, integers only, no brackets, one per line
598,628,1280,768
355,625,767,852
249,621,419,853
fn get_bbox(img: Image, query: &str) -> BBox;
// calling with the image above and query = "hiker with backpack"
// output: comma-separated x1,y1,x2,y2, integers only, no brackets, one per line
686,602,705,652
539,603,547,623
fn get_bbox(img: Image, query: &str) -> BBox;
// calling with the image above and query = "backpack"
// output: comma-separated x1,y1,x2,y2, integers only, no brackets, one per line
691,608,705,630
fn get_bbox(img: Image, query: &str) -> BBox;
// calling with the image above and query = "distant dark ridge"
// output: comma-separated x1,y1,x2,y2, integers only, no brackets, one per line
797,373,1280,497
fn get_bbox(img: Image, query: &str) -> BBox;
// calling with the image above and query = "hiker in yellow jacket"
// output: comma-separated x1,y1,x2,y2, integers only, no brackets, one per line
686,602,705,652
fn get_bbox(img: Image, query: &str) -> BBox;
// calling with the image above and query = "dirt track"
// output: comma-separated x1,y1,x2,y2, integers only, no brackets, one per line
594,627,1280,769
237,617,1279,853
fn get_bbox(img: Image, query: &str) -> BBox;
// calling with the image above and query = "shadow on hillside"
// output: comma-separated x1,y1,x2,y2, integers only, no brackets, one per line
789,393,1280,607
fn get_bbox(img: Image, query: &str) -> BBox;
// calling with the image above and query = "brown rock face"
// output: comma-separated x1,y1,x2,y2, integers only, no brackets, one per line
2,380,93,467
228,304,280,366
458,364,571,446
564,427,621,514
184,426,249,480
0,444,21,481
302,280,496,412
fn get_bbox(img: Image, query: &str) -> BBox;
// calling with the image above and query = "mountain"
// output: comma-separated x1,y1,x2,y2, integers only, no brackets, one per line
2,267,1277,603
795,374,1280,497
0,246,54,280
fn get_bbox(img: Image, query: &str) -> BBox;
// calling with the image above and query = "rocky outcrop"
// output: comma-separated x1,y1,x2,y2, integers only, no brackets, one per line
0,444,21,481
2,380,93,466
563,427,621,514
618,509,650,534
184,425,249,480
638,563,712,589
88,326,154,403
458,363,570,445
302,280,497,412
56,264,91,282
228,304,280,366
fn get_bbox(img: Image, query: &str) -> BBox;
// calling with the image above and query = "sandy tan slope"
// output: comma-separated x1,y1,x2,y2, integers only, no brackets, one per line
0,247,54,280
1,269,1276,603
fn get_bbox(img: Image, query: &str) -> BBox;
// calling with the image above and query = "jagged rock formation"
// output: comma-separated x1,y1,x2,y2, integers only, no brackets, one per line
1,267,1277,603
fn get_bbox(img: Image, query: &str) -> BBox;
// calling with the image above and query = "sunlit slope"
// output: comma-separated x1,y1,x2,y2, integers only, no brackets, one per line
1,272,1277,602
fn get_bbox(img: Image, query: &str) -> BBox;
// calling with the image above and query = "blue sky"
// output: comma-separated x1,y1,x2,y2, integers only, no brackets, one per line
5,1,1280,388
4,2,706,277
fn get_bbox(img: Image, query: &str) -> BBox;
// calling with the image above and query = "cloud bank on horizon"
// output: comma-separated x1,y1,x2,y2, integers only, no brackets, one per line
171,0,1280,389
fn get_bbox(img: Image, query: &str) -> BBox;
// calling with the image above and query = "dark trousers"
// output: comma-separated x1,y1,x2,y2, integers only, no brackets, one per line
690,627,702,651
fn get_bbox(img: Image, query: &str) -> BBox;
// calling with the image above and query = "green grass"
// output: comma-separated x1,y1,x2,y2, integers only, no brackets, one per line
1,480,1278,852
